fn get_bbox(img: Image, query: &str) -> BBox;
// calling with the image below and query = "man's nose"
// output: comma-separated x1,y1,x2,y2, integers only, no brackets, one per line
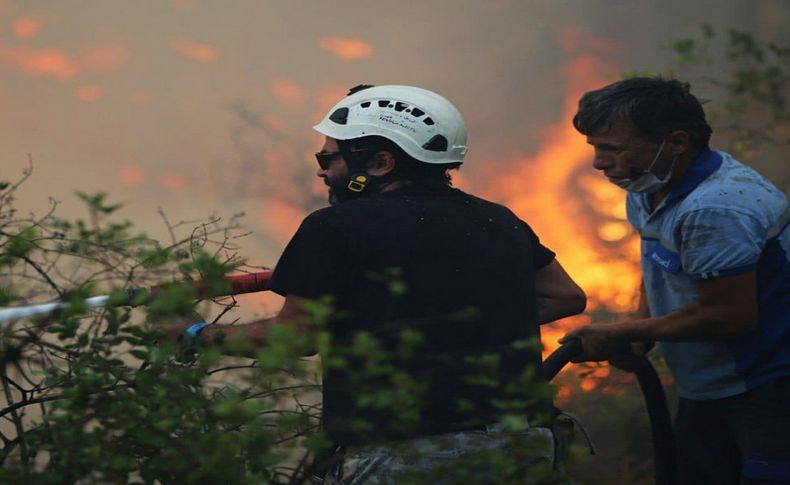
592,153,611,171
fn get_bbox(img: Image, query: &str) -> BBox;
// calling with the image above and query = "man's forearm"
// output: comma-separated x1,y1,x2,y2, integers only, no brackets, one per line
635,278,650,319
537,296,586,325
200,319,270,346
606,299,757,342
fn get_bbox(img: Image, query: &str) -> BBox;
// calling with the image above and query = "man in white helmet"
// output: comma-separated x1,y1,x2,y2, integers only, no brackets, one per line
174,84,587,483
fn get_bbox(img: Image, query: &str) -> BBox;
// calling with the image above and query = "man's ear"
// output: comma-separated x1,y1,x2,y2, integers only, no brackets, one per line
365,151,396,176
667,130,692,156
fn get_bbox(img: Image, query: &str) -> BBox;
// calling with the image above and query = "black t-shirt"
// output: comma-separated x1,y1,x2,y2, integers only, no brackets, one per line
268,184,555,445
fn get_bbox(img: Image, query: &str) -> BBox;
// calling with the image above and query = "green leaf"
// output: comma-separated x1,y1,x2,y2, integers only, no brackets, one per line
0,286,14,305
76,191,123,214
5,226,38,258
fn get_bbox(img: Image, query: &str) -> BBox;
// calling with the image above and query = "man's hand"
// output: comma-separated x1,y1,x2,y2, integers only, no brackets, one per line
559,324,630,363
159,312,207,343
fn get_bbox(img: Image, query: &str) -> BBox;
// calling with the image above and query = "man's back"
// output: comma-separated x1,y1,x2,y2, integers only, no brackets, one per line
269,184,556,444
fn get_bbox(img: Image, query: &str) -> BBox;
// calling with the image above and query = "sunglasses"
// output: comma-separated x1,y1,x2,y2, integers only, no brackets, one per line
314,148,369,170
314,151,342,170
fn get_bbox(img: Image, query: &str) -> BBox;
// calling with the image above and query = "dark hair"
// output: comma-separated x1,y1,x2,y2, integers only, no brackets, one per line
572,77,712,149
338,136,460,187
347,84,375,96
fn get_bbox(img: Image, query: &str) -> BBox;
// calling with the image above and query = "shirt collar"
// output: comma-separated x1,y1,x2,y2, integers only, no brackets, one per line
665,147,722,203
376,183,457,198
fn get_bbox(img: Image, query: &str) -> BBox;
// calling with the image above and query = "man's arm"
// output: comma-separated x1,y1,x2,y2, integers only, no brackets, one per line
608,276,654,370
561,271,759,361
167,295,319,357
534,259,587,324
635,277,650,320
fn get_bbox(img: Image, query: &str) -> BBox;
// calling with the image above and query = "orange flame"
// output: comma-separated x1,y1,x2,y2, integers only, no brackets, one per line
0,44,77,79
271,78,306,106
170,37,218,63
12,17,39,39
318,36,373,61
159,172,188,191
486,32,640,318
259,198,308,247
0,41,128,80
118,166,144,186
75,84,103,102
478,31,642,381
489,59,641,317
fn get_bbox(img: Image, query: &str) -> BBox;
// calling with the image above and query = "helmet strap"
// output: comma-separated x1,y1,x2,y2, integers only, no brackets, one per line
333,139,400,201
336,141,374,198
346,173,370,193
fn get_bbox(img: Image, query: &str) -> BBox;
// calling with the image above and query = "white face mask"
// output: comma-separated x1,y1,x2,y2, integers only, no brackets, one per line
609,140,677,193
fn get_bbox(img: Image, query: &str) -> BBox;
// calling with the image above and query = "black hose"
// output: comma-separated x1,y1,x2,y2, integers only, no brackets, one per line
632,357,677,485
541,339,584,381
541,340,677,485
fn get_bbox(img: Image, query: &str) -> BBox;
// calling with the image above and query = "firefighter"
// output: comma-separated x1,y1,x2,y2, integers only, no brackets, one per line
174,84,586,483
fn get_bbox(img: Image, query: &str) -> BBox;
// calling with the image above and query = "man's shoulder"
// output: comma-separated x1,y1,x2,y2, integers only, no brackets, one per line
682,151,786,215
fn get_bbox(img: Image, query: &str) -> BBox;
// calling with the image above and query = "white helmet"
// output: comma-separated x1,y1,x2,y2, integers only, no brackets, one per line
313,85,468,165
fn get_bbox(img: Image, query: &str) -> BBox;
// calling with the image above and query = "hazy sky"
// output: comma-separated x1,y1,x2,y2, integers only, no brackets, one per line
2,0,788,289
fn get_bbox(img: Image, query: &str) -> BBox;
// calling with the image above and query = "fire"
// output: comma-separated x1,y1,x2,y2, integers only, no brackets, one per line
271,78,306,106
317,36,373,61
0,44,78,79
118,166,144,186
159,172,188,191
478,32,642,377
75,84,103,102
488,75,641,314
170,37,218,63
259,198,307,247
12,17,40,39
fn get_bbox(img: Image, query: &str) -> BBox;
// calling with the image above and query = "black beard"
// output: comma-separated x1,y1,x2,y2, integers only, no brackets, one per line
326,177,361,206
325,172,392,205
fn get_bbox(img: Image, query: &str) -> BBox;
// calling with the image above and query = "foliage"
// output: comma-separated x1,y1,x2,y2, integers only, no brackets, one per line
670,24,790,182
0,167,323,483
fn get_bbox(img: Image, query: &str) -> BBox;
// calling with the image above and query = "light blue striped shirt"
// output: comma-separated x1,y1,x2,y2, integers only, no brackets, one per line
627,149,790,399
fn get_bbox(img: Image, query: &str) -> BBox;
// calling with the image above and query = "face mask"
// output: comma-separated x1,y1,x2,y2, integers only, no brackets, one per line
609,140,677,194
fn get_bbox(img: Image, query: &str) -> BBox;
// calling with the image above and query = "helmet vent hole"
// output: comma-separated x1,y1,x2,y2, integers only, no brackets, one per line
422,134,448,152
329,107,349,125
411,108,425,117
378,100,390,107
423,117,435,126
360,101,371,108
394,102,408,112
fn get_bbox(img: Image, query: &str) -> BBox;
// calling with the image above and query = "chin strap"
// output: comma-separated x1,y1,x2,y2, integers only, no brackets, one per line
347,173,370,193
